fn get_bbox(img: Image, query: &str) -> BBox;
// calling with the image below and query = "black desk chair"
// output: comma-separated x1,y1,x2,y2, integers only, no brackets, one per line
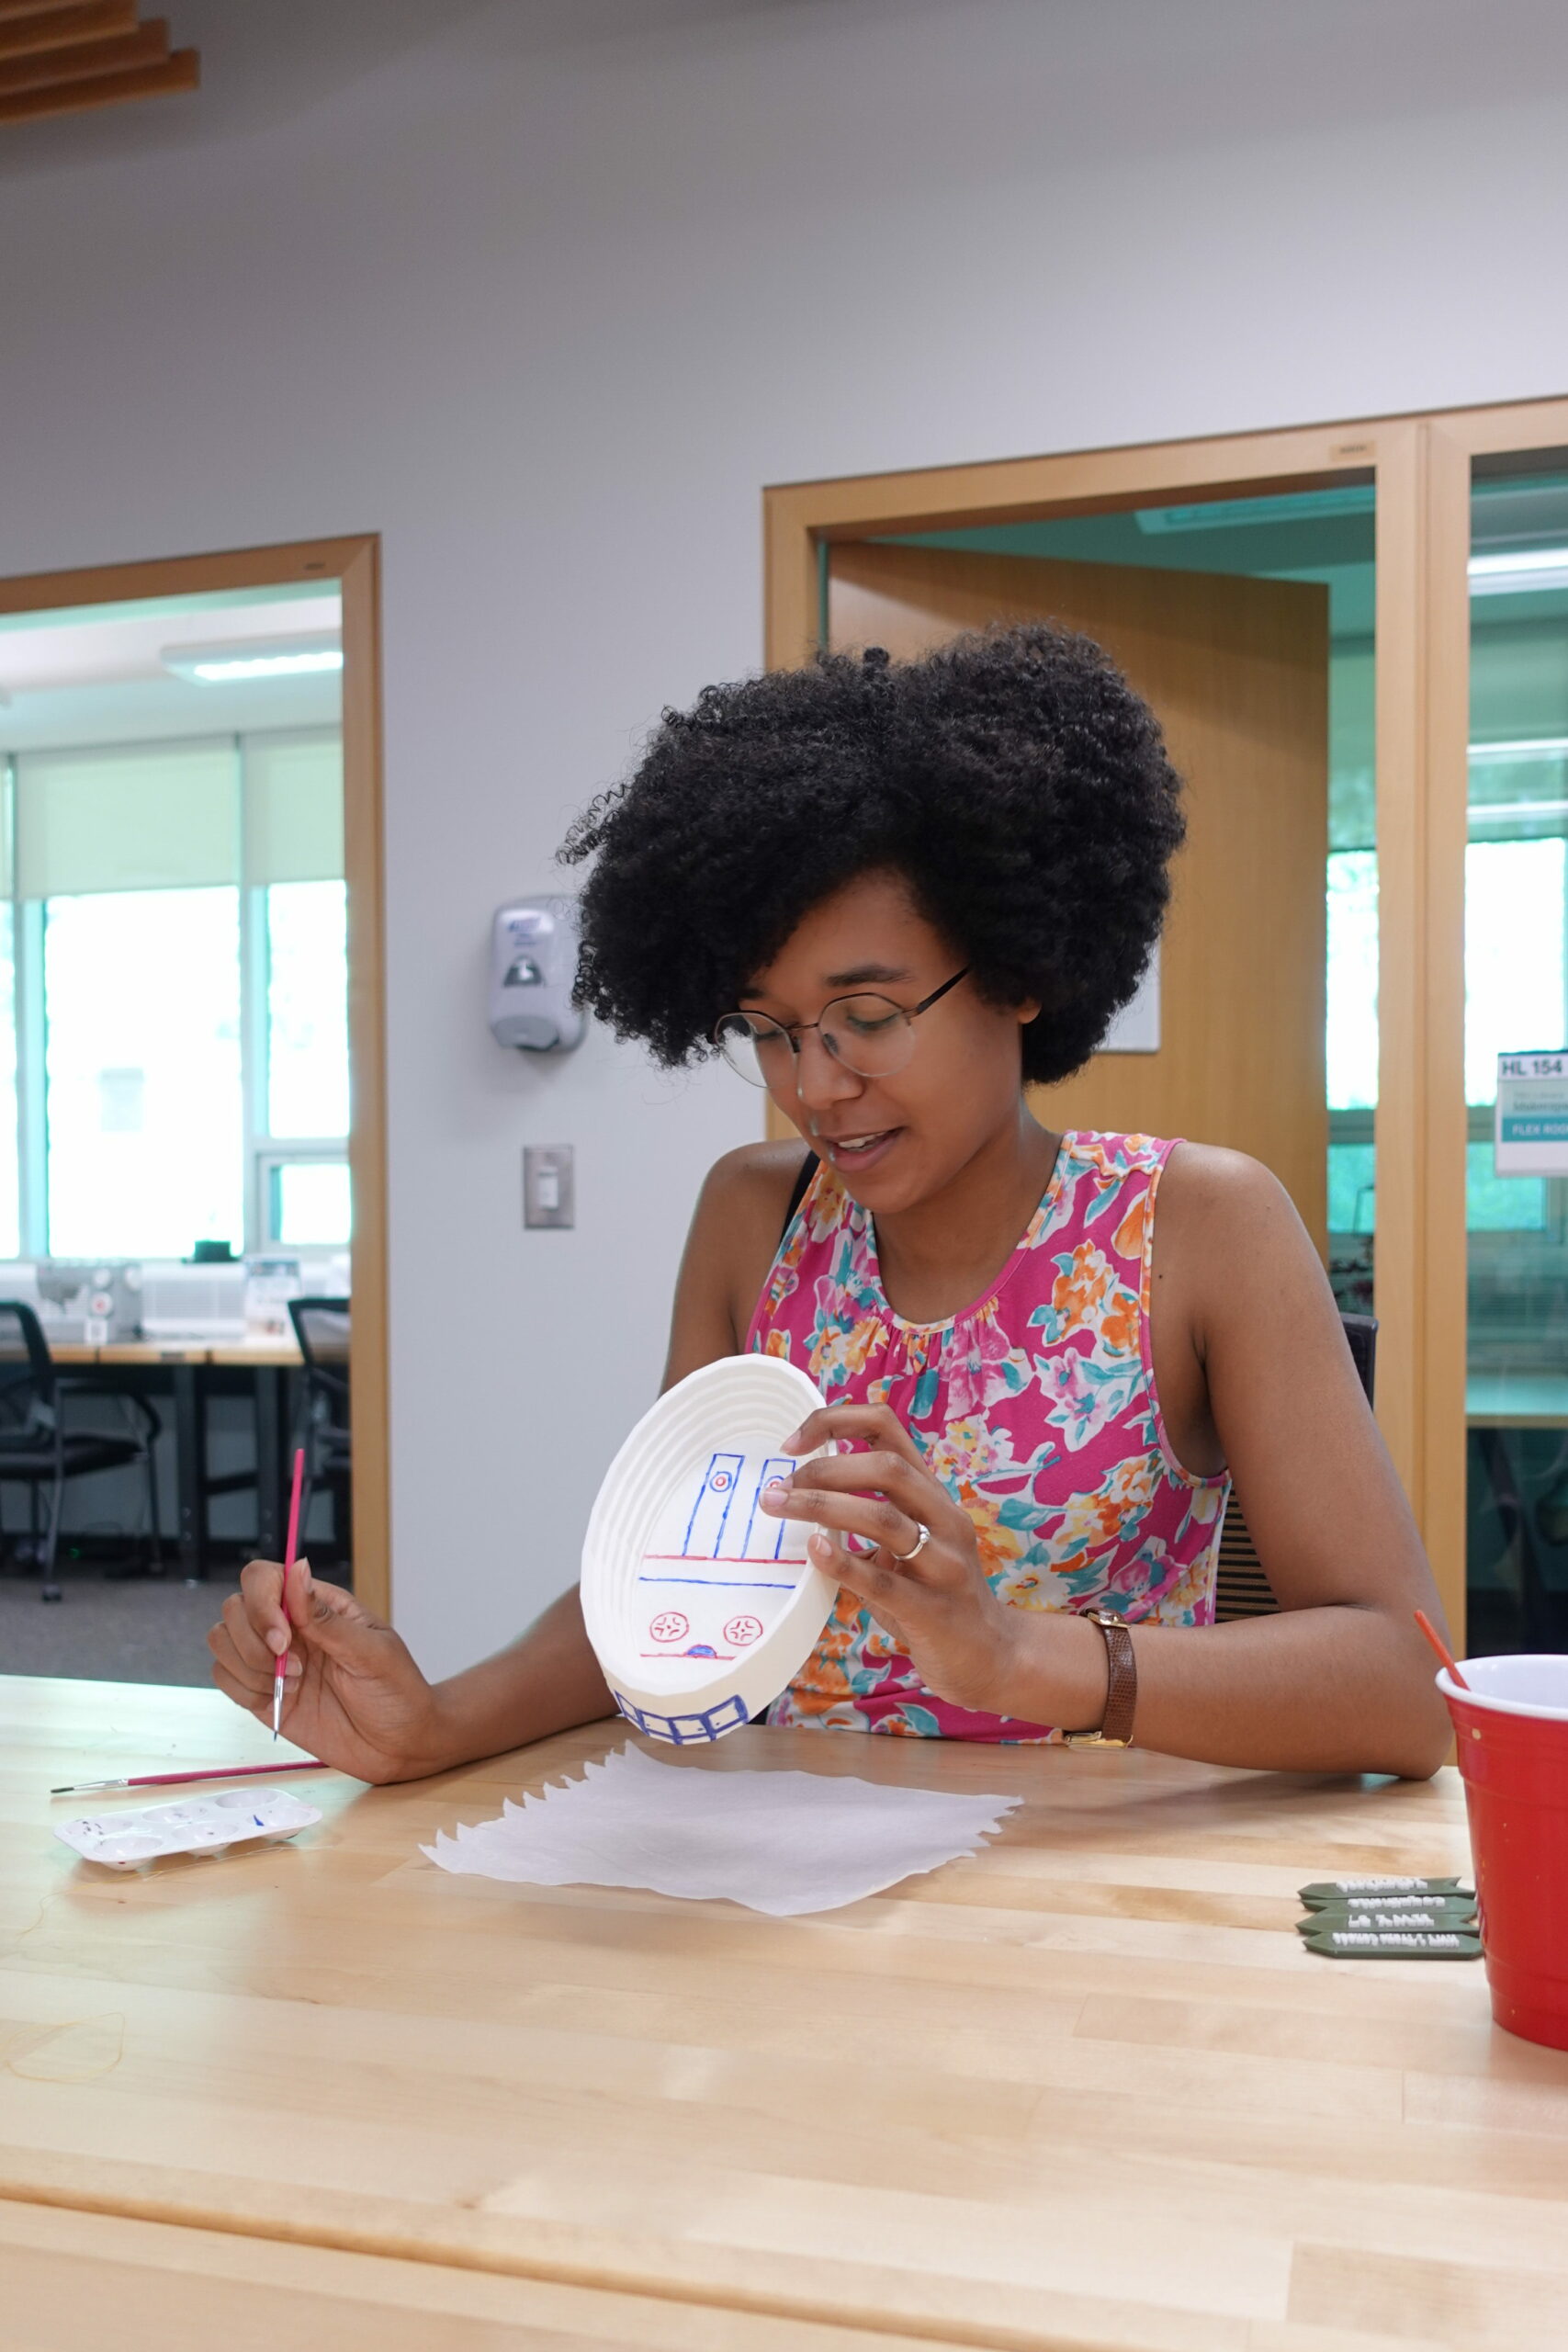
1214,1313,1377,1622
288,1295,352,1570
0,1300,164,1602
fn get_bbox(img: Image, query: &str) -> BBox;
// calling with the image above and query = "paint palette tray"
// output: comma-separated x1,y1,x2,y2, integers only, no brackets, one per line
581,1354,838,1744
55,1787,323,1871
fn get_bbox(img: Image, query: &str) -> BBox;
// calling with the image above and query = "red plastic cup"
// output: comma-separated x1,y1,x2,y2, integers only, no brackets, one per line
1438,1654,1568,2050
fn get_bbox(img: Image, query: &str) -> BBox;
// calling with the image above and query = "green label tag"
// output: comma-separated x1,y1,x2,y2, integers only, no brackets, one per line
1301,1924,1483,1960
1298,1877,1469,1907
1296,1901,1477,1936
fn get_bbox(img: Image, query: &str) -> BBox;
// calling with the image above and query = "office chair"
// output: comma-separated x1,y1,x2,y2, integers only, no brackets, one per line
1213,1313,1377,1622
0,1300,164,1602
288,1295,352,1573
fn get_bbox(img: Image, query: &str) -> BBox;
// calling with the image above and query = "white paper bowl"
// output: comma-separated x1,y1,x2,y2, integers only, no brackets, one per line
581,1354,838,1744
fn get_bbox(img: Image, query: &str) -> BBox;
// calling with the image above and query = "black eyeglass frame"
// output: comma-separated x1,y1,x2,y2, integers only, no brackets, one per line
712,967,971,1085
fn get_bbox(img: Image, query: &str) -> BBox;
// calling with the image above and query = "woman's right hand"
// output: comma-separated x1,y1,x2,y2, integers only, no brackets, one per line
208,1557,449,1784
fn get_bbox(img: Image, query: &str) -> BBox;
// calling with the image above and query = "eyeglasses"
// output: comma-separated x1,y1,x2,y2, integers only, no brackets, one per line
713,968,970,1088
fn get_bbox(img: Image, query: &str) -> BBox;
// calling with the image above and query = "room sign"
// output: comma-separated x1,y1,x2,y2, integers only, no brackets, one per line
1495,1051,1568,1175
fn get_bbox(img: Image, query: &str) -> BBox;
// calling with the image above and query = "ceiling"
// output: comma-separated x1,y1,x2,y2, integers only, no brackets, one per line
0,583,343,749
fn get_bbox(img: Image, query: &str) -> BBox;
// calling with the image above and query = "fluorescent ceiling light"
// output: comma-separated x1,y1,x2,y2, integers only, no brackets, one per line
1470,798,1568,824
1469,737,1568,764
1469,548,1568,595
162,635,342,684
1136,486,1372,535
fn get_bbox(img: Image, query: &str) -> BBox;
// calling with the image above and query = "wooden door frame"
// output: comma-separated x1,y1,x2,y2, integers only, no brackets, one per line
0,535,390,1618
764,396,1568,1646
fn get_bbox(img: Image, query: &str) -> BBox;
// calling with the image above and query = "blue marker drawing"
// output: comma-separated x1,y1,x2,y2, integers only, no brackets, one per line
682,1452,744,1557
637,1575,795,1587
738,1454,796,1562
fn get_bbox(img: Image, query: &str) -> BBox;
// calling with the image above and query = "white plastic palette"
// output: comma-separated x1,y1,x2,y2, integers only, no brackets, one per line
581,1354,837,1744
55,1787,322,1871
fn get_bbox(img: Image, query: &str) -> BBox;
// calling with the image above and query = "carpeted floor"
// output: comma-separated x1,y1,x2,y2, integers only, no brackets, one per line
0,1562,240,1686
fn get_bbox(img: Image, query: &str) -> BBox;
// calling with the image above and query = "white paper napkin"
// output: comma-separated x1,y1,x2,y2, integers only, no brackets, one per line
422,1741,1021,1916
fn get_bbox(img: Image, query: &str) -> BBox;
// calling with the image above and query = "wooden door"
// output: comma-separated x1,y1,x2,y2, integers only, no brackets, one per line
824,541,1330,1250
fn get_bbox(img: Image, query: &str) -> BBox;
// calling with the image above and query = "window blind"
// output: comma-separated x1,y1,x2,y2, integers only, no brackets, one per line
16,739,239,898
243,729,344,886
9,729,344,898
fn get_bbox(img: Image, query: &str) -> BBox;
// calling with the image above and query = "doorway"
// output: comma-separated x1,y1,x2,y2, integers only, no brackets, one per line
0,537,387,1673
763,408,1554,1649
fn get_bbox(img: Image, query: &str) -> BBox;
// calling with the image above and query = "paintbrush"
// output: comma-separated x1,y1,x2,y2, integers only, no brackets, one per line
274,1446,307,1740
51,1758,329,1797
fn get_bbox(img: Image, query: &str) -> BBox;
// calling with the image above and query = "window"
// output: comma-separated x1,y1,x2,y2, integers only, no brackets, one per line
0,904,17,1259
263,1155,353,1248
1326,852,1378,1113
43,888,243,1256
267,881,349,1138
0,728,346,1260
1464,837,1566,1105
1326,814,1568,1238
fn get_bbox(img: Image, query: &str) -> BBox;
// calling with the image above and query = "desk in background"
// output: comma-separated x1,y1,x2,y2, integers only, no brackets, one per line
53,1336,301,1581
3,1675,1563,2349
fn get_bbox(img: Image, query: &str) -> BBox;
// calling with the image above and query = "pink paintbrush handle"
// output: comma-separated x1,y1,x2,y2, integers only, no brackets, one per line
284,1445,305,1571
51,1759,330,1796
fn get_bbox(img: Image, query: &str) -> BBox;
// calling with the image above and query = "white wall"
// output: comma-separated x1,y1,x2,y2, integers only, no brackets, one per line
2,0,1567,1676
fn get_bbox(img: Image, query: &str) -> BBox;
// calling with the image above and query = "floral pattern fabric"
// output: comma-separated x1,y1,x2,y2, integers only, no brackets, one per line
746,1131,1228,1741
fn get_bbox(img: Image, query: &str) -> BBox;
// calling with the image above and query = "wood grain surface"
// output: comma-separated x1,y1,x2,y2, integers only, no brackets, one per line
0,2200,997,2352
3,1674,1566,2351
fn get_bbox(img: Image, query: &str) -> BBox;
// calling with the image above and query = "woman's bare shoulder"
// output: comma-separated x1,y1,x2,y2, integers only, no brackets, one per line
701,1136,815,1210
1156,1139,1303,1247
664,1138,816,1383
1155,1139,1334,1338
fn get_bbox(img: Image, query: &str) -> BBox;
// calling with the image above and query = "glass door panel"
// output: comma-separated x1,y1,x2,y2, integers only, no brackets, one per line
868,487,1377,1306
1463,461,1568,1652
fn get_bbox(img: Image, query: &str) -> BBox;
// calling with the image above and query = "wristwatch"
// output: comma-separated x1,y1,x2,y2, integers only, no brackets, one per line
1063,1610,1137,1748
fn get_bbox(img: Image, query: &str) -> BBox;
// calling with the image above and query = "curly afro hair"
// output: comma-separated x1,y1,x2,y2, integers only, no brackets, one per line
560,623,1185,1087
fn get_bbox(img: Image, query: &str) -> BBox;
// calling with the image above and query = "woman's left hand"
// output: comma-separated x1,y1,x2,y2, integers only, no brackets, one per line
759,1402,1022,1716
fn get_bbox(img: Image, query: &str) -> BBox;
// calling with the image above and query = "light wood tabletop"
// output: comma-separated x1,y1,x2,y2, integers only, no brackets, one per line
51,1337,301,1367
0,2199,990,2352
3,1674,1566,2352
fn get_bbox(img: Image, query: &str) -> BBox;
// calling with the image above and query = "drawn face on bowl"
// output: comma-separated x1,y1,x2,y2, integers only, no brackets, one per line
636,1442,815,1676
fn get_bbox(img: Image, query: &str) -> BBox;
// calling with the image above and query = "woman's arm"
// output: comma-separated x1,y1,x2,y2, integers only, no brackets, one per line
409,1144,806,1762
210,1144,803,1779
766,1149,1452,1780
1111,1144,1452,1776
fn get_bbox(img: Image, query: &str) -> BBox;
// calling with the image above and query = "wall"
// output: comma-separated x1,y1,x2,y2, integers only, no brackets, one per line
2,0,1567,1677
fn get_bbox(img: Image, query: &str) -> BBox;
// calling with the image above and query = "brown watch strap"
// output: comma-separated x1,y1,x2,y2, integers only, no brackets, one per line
1069,1610,1136,1747
1096,1612,1137,1745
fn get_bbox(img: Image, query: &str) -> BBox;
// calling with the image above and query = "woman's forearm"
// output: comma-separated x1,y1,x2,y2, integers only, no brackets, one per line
1002,1604,1450,1779
419,1586,615,1773
411,1582,1449,1782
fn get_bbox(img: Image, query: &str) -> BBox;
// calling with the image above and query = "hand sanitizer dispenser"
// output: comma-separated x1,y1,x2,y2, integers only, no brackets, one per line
490,898,586,1054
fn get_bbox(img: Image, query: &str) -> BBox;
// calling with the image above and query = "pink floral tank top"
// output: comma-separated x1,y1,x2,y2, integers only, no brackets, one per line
745,1131,1228,1741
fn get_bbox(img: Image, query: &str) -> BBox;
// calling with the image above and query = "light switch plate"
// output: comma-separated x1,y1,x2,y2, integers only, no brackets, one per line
524,1144,574,1229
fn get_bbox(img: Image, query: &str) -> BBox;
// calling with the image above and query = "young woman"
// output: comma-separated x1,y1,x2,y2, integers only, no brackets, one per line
209,627,1450,1780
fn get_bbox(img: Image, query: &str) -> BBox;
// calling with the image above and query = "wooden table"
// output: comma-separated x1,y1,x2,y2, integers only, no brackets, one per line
4,1676,1567,2351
